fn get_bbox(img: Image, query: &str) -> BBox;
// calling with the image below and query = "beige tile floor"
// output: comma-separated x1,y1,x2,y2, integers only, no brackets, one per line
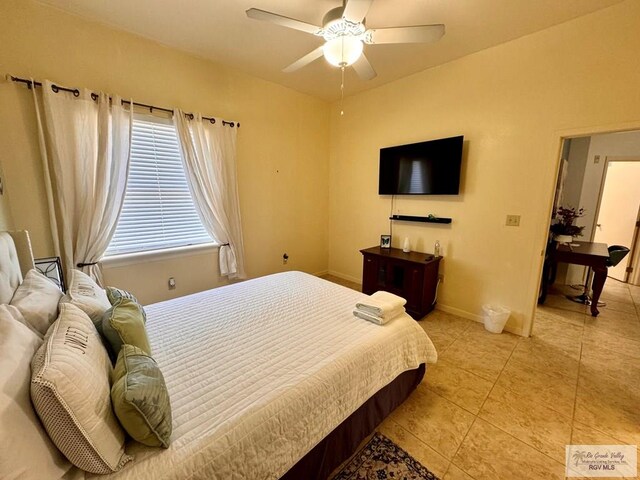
322,274,640,480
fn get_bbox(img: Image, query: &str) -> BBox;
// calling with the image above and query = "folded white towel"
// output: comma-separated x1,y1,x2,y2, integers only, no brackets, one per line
353,309,383,325
352,309,387,325
353,305,406,325
371,291,407,309
355,291,407,319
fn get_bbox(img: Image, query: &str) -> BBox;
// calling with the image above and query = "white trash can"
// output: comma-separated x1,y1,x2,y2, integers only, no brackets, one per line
482,304,510,334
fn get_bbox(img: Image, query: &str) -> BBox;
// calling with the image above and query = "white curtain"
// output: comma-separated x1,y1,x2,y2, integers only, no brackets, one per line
173,110,246,279
32,80,132,284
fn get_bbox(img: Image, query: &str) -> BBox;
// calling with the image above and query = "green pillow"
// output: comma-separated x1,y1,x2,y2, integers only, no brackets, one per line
102,298,151,358
111,345,172,448
106,287,147,323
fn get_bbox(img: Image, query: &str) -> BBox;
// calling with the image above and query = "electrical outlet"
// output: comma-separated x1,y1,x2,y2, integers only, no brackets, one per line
594,155,600,164
282,253,289,265
506,215,520,227
168,277,176,290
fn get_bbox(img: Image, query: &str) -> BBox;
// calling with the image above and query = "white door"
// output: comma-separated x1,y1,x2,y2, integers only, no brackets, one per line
593,159,640,281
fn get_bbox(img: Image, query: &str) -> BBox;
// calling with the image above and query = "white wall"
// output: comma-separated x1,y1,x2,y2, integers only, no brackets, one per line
562,137,590,211
561,136,590,286
0,0,330,305
328,0,640,336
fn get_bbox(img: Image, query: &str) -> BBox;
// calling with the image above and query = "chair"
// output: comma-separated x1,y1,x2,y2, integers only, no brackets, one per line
568,245,630,306
607,245,631,268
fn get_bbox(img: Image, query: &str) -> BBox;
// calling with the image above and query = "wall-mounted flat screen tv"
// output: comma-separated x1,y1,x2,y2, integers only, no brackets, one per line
378,135,463,195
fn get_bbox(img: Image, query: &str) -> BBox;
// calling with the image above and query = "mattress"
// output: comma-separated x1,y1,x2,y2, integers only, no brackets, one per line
89,271,437,480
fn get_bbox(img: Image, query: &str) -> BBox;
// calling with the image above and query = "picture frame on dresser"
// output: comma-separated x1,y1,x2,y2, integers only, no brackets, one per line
380,235,391,249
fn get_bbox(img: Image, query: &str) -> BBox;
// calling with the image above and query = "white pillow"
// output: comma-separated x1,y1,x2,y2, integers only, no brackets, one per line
0,306,72,479
0,303,33,334
10,269,62,335
31,303,132,474
61,269,111,327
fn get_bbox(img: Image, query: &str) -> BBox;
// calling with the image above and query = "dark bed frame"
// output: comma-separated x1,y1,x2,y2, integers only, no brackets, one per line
281,363,426,480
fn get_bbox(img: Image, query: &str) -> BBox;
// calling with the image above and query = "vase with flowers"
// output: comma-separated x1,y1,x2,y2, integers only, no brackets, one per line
550,206,585,244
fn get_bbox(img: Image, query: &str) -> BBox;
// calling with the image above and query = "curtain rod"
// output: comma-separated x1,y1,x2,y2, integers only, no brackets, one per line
8,75,240,128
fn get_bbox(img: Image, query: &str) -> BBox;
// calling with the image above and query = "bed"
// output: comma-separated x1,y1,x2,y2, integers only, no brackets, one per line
1,231,437,479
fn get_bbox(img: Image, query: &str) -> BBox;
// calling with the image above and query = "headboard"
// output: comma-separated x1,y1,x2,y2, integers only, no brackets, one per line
0,231,35,304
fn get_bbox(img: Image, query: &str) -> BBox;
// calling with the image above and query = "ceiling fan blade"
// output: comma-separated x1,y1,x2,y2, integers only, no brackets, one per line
282,46,325,73
246,8,322,35
352,53,377,80
365,24,445,44
343,0,373,23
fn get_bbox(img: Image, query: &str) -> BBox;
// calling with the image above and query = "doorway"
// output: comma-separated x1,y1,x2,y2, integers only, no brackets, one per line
536,129,640,330
592,158,640,283
548,130,640,291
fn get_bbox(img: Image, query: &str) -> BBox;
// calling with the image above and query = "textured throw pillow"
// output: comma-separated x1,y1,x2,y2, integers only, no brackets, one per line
106,286,147,323
60,269,111,329
111,345,172,448
31,303,132,474
10,269,62,335
0,308,72,479
102,297,151,358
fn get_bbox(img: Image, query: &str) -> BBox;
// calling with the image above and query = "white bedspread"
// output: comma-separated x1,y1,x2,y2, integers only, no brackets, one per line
91,271,437,480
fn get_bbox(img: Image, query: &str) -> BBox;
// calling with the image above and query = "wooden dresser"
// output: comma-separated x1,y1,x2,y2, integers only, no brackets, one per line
360,246,441,320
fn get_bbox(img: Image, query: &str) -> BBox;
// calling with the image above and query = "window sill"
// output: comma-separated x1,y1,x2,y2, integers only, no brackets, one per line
101,243,219,269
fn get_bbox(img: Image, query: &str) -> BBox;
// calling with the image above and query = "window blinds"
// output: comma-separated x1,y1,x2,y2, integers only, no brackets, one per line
106,117,212,256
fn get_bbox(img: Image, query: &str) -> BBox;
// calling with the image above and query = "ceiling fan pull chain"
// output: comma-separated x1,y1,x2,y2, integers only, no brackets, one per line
340,65,345,116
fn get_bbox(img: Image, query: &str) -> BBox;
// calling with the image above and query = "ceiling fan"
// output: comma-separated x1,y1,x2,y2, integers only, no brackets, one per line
246,0,445,80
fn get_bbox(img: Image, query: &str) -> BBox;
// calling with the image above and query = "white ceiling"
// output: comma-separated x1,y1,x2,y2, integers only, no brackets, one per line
38,0,623,101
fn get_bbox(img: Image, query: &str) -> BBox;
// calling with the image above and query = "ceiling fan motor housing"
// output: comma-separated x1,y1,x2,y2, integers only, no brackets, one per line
321,6,365,41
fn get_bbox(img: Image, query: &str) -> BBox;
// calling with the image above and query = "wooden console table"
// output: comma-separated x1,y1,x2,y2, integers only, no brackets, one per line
360,246,441,320
549,241,609,317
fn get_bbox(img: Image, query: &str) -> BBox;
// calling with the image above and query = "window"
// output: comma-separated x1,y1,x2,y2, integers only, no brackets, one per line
106,116,213,256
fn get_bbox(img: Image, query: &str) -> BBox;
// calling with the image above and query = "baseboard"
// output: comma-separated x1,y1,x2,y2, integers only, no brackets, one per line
435,303,524,336
435,303,482,323
326,270,362,285
313,269,329,277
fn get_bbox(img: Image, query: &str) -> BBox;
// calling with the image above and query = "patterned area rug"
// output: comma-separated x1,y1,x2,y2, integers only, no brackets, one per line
332,432,440,480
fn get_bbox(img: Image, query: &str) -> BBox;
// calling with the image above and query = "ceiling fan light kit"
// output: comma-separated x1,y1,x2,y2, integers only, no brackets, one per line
323,37,363,67
321,6,365,67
